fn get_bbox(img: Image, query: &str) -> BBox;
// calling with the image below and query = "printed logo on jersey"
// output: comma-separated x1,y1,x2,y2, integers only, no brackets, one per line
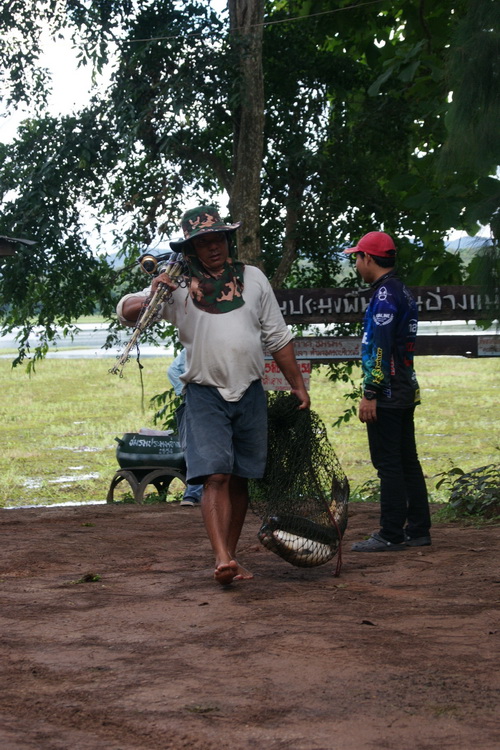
377,286,388,301
371,347,384,383
408,318,418,334
373,312,394,326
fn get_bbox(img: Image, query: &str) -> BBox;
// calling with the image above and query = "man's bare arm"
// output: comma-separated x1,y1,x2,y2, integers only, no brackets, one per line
271,342,310,410
120,272,177,323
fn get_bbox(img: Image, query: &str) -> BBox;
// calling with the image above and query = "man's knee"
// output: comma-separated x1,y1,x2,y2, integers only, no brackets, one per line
204,473,231,490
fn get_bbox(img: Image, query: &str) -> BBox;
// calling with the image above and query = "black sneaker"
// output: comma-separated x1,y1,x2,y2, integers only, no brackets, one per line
351,532,407,552
405,534,431,547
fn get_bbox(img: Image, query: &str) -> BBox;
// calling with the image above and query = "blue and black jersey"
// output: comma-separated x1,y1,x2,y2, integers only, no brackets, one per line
362,271,420,408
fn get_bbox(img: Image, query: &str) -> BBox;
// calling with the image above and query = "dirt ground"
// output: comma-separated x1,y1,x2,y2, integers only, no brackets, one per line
1,500,498,750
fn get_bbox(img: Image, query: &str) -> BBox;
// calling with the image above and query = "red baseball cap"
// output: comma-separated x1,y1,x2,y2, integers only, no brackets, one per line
344,231,396,258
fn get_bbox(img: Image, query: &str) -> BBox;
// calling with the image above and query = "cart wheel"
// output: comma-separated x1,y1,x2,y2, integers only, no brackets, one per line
106,470,141,503
137,468,186,503
107,467,187,504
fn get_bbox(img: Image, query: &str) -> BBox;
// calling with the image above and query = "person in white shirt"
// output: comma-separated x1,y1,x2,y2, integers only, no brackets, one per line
117,204,309,585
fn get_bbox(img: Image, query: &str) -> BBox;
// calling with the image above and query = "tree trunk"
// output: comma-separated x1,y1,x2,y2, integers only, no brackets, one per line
227,0,265,267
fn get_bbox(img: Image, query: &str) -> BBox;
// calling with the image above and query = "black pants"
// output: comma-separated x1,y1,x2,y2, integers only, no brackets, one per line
366,406,431,543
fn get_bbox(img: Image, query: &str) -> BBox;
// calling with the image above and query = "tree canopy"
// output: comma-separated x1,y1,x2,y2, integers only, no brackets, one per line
0,0,498,364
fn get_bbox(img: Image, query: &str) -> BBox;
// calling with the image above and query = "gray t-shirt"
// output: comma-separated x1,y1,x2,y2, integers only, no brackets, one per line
117,265,292,401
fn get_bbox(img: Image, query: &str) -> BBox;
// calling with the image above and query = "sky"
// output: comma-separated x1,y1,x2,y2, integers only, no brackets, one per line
0,31,108,143
1,0,227,139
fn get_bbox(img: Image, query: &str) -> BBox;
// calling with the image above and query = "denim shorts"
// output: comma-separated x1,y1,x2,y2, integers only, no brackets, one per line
176,380,267,483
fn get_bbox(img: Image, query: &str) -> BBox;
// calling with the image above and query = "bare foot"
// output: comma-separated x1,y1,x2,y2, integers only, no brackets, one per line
214,560,238,586
234,560,254,580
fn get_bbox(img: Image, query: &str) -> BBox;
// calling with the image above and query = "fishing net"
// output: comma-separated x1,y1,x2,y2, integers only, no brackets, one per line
249,392,349,573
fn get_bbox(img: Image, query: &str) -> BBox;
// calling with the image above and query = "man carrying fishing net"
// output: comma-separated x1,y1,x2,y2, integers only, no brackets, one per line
117,204,309,585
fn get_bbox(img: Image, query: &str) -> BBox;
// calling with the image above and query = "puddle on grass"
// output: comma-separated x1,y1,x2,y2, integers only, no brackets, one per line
23,478,43,489
6,499,107,509
51,473,100,484
13,471,106,509
57,446,101,453
23,472,100,489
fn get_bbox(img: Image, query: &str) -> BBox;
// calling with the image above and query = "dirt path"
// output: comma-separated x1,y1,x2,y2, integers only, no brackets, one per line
1,501,498,750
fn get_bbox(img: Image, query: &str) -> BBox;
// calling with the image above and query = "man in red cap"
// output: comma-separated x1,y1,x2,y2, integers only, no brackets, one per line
344,231,431,552
118,205,310,583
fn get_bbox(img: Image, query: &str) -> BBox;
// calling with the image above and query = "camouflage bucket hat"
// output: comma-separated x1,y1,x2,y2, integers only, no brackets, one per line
169,205,241,250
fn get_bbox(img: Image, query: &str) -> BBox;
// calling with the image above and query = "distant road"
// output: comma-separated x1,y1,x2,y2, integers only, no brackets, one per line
0,323,174,359
0,320,496,359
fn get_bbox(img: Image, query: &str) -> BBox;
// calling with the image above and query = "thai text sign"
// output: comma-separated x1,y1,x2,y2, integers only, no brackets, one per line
264,335,499,363
274,286,498,324
262,360,311,391
291,337,362,360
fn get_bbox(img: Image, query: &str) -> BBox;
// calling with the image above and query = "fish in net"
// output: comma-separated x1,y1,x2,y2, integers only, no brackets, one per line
249,392,349,573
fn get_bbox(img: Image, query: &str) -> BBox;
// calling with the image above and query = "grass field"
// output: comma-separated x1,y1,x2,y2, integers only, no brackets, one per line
0,356,498,508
